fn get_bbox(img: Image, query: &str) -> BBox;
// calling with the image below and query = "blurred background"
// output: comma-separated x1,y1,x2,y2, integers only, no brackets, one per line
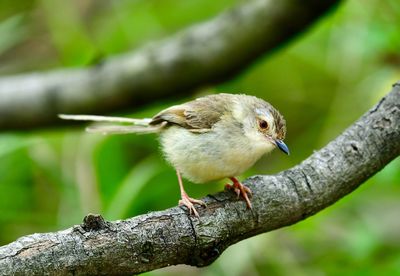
0,0,399,275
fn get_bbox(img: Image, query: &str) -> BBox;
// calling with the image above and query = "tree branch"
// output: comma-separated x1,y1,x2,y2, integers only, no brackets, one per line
0,83,399,275
0,0,340,130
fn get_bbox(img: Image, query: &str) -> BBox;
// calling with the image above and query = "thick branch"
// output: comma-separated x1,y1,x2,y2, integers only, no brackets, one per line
0,0,340,130
0,83,399,275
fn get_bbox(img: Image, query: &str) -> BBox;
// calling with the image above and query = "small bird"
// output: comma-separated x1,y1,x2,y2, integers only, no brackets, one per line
59,93,289,217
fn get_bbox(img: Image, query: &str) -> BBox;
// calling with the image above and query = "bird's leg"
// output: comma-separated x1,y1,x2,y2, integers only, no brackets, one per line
225,177,253,209
176,170,206,217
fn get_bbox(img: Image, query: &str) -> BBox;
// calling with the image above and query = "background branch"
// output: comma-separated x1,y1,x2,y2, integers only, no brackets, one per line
0,0,340,131
0,83,398,275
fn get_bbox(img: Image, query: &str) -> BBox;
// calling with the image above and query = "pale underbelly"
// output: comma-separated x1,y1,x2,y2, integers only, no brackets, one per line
160,127,271,183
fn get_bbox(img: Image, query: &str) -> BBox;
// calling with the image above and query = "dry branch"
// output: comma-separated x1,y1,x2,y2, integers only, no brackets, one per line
0,0,340,130
0,83,399,275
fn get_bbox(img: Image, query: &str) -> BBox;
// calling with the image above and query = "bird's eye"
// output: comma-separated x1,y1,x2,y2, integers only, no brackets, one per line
258,120,269,130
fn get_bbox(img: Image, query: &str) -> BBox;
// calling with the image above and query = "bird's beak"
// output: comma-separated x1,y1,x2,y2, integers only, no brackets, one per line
275,140,290,155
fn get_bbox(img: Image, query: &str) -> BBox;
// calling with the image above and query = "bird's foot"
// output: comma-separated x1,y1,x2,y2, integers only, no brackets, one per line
179,193,206,218
225,177,252,209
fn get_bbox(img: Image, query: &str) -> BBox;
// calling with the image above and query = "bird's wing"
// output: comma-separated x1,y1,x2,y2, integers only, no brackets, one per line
150,94,232,130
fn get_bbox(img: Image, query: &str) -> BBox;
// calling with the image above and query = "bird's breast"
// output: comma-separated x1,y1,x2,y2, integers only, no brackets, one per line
160,126,273,183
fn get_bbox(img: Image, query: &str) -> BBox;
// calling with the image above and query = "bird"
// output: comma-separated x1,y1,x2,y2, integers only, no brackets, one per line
59,93,289,217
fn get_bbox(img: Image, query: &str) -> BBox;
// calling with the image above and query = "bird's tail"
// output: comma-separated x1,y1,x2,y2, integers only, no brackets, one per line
58,114,166,135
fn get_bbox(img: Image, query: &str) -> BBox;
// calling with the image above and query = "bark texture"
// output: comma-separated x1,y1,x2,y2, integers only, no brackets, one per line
0,0,340,130
0,83,399,275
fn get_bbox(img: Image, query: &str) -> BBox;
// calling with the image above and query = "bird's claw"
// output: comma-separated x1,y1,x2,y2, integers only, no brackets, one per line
225,181,253,209
179,195,206,218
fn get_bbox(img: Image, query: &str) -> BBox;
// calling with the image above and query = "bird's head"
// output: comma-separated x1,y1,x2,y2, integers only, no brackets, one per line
232,95,289,155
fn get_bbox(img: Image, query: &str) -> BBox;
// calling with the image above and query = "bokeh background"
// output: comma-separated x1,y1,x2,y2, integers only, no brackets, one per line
1,0,400,275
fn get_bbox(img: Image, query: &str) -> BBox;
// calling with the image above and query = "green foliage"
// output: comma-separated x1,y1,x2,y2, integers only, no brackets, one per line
0,0,399,275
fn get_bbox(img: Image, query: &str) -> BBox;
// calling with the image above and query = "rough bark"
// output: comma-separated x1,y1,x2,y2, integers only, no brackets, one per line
0,0,340,131
0,83,399,275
